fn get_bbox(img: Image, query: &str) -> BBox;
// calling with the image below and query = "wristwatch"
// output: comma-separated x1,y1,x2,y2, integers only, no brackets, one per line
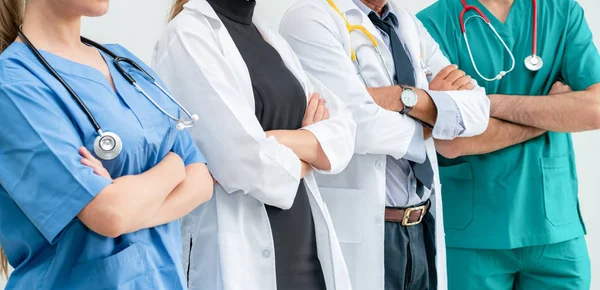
399,86,418,114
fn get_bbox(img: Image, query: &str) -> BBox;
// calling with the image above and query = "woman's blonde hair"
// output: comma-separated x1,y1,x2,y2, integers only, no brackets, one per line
0,0,24,52
0,248,7,278
0,0,24,277
169,0,189,21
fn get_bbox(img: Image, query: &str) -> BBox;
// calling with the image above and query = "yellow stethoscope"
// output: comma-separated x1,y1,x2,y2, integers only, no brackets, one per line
326,0,433,87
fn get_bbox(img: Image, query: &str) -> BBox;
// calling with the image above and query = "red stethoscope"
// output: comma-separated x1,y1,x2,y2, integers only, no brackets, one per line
459,0,542,82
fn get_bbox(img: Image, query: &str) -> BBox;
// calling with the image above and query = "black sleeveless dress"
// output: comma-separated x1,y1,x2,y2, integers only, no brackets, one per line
208,0,327,289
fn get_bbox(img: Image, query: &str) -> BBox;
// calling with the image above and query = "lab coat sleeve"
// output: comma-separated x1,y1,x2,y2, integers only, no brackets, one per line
152,27,302,210
258,26,356,174
561,1,600,91
0,83,112,244
280,3,418,159
415,16,490,138
301,74,357,175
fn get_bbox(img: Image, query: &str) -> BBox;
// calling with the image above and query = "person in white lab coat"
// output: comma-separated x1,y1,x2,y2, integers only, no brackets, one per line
152,1,357,290
280,0,491,289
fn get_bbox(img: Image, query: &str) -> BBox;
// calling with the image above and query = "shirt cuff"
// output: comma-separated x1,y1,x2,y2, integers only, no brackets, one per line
427,90,466,140
402,122,427,164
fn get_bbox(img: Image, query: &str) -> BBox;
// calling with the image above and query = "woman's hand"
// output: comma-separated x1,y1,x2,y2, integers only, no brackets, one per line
303,93,329,127
80,147,112,181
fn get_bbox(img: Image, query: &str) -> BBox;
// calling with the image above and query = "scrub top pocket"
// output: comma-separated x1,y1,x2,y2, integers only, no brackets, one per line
68,243,151,289
439,162,475,230
541,156,579,227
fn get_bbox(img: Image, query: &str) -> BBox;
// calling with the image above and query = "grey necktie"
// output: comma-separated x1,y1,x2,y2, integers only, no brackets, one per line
369,11,434,194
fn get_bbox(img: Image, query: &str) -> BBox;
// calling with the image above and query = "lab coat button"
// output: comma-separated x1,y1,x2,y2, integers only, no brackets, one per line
375,161,384,171
262,250,271,258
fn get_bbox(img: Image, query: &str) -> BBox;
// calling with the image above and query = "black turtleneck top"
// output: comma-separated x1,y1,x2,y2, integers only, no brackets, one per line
207,1,326,289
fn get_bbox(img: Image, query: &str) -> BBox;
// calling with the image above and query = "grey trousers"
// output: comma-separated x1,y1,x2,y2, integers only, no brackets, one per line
384,212,437,290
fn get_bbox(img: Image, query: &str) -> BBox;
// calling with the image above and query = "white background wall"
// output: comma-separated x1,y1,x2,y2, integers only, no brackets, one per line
1,0,599,288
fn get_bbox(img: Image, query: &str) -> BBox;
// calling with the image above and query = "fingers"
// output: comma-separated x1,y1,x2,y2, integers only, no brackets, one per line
436,64,458,79
313,99,326,122
454,75,474,90
549,81,572,95
446,69,467,85
81,156,111,179
304,93,320,123
323,107,330,120
79,147,102,166
81,157,97,168
458,82,475,91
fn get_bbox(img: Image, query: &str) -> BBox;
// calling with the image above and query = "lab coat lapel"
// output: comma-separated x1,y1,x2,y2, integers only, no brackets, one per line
387,1,428,89
332,0,395,87
186,0,256,109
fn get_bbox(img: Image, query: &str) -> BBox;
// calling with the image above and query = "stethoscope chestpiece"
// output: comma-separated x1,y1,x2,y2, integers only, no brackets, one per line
524,55,544,71
94,131,123,161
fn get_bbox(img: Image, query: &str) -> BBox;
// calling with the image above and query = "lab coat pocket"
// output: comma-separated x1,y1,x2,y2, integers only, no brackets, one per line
439,162,474,230
318,187,365,244
69,243,151,289
541,156,579,226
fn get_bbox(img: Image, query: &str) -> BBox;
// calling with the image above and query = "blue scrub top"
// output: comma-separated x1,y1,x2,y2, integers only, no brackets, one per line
0,42,205,289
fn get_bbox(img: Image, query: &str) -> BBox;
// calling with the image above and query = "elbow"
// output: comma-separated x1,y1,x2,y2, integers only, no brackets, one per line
435,140,462,159
80,194,130,238
591,103,600,130
89,209,129,239
199,177,215,205
102,215,128,239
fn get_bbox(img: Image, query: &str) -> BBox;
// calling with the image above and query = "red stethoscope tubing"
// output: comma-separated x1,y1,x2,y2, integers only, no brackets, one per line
459,0,538,57
532,0,537,56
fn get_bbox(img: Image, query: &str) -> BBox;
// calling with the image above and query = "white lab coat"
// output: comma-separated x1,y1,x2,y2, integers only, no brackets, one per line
280,0,491,289
151,1,356,290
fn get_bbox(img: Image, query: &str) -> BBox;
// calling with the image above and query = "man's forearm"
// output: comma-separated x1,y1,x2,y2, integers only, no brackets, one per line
366,86,437,125
489,84,600,132
435,118,546,158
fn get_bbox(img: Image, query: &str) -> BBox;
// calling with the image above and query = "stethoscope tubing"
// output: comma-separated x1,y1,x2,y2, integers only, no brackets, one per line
17,26,197,134
459,0,540,81
81,37,197,128
17,26,103,134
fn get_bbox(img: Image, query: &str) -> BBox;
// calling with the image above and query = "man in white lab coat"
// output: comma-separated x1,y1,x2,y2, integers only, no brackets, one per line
280,0,491,289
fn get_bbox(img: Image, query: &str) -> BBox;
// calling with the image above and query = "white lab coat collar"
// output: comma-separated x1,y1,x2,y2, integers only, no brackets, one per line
330,0,387,53
328,0,428,89
185,0,220,20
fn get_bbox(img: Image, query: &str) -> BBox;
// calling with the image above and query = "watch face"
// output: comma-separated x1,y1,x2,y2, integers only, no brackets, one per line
402,89,418,107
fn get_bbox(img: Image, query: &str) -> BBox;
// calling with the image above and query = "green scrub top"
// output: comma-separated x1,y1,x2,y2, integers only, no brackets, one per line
417,0,600,249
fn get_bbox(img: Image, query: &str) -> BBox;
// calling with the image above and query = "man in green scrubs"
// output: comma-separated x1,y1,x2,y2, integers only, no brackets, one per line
417,0,600,289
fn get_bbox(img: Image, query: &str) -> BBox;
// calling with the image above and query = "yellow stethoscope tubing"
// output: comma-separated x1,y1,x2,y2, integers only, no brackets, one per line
326,0,395,87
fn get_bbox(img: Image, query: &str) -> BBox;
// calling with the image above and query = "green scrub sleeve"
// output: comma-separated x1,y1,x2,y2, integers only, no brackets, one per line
561,1,600,91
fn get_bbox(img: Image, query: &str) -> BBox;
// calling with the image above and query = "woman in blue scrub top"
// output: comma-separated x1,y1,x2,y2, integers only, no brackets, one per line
0,0,214,289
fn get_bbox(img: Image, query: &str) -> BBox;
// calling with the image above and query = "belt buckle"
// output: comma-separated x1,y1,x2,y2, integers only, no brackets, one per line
401,205,426,226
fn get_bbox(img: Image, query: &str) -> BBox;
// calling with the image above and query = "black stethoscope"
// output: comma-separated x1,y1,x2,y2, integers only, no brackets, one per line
17,26,198,161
